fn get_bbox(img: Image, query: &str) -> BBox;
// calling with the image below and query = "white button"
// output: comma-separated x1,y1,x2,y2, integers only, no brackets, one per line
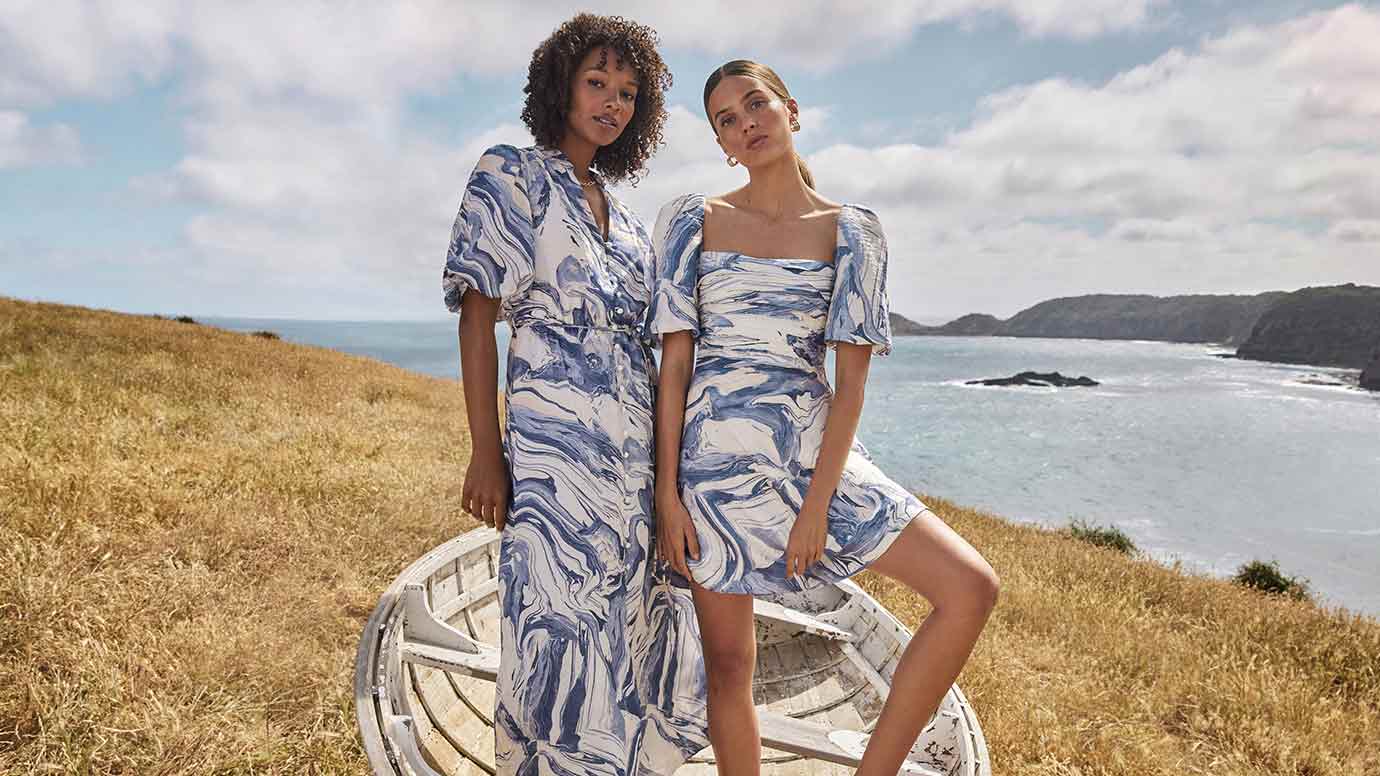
614,306,624,315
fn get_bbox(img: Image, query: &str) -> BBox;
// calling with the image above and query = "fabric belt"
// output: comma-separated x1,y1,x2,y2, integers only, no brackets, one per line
518,320,649,343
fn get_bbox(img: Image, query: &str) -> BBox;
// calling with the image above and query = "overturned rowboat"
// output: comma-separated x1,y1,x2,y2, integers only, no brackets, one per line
355,527,990,775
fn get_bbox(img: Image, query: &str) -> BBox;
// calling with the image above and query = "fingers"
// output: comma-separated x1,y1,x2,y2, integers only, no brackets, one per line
684,524,701,561
667,527,690,578
674,537,691,579
784,537,827,581
463,481,510,529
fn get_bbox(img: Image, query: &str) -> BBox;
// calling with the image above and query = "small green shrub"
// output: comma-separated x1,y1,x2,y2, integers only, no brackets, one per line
1068,519,1137,554
174,315,198,324
250,330,280,340
1233,559,1310,601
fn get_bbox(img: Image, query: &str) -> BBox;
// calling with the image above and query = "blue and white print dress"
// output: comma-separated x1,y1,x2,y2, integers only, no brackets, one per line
648,193,930,596
443,146,709,775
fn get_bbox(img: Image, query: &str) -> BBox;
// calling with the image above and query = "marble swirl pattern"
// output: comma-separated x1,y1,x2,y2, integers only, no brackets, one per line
649,193,929,596
443,145,709,775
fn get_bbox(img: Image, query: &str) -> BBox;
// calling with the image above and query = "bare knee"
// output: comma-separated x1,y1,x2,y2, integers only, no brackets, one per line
934,557,999,620
702,638,755,694
961,559,1000,617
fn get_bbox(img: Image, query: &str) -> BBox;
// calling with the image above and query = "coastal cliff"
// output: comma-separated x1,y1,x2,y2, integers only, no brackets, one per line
1234,284,1380,368
897,293,1284,344
995,293,1285,344
889,312,1003,336
897,286,1380,388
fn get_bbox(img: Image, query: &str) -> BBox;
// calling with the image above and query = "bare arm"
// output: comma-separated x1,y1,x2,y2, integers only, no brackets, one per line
653,331,700,576
457,290,509,530
785,342,873,576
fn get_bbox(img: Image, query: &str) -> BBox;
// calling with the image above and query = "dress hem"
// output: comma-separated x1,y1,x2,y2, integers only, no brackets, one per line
688,498,928,597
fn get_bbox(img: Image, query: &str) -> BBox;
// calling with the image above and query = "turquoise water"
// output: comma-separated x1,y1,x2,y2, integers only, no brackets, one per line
211,318,1380,616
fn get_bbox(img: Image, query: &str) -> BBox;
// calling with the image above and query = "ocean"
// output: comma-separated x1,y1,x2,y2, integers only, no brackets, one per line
211,317,1380,616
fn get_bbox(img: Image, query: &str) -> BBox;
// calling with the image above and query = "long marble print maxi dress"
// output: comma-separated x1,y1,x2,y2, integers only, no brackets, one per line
443,146,710,776
648,193,930,596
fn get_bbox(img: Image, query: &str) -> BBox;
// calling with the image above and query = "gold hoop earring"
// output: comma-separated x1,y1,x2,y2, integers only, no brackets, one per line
790,117,801,132
726,155,738,167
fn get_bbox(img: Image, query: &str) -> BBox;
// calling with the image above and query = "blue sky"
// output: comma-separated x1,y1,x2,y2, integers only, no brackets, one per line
2,1,1377,321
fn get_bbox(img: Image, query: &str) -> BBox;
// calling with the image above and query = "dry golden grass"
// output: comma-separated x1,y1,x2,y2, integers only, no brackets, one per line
2,297,1377,775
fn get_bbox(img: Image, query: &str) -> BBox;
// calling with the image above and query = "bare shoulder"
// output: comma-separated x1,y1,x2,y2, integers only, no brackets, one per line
808,190,843,211
806,191,843,221
703,189,746,220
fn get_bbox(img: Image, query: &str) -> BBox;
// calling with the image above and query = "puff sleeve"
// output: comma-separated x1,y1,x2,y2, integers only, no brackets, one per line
441,144,535,317
646,193,705,342
825,205,893,355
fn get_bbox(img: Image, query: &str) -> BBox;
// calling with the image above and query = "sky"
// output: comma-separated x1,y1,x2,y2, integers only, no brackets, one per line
1,1,1377,323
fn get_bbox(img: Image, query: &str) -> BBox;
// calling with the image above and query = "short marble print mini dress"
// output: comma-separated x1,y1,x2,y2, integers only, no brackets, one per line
648,193,932,596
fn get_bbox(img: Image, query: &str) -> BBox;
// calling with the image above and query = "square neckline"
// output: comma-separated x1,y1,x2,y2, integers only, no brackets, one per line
698,195,850,266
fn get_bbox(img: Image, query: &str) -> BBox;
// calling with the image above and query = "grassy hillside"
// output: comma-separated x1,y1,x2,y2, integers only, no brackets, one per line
2,297,1377,775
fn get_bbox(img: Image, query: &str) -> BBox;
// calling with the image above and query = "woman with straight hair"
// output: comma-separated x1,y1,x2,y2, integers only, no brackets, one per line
649,59,999,776
443,14,708,775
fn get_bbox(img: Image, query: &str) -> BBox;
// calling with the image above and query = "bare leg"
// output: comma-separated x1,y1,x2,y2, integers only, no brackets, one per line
691,582,760,776
855,510,999,776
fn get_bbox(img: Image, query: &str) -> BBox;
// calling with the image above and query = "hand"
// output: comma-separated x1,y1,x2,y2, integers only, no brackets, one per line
655,488,701,579
463,449,510,531
784,501,828,580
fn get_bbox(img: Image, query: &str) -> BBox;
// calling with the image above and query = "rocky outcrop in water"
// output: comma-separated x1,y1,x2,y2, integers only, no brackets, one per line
966,371,1100,388
1235,284,1380,369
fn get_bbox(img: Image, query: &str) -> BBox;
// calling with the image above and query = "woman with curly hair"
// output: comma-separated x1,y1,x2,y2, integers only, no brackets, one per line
650,60,999,775
441,13,708,776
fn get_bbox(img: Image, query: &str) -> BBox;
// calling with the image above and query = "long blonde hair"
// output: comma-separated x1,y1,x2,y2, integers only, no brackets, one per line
703,60,814,189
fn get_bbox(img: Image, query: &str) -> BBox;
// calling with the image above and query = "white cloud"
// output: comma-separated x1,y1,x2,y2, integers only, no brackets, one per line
1330,220,1380,244
773,4,1380,317
973,0,1168,38
1,1,1167,111
164,103,533,294
0,110,81,167
0,1,177,106
7,2,1377,319
638,0,1168,70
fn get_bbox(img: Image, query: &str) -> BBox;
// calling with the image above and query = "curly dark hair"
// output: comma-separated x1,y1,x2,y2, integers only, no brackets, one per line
521,13,671,184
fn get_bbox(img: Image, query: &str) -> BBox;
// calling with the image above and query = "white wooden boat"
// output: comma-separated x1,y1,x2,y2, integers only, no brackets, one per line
355,527,989,776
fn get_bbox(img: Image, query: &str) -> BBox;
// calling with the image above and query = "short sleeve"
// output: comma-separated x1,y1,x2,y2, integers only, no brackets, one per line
646,194,705,342
825,205,893,355
441,144,535,316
